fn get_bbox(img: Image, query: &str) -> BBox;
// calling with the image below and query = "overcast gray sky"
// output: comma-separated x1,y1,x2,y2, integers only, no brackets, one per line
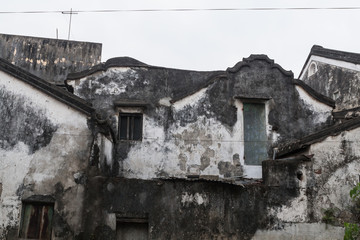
1,0,360,76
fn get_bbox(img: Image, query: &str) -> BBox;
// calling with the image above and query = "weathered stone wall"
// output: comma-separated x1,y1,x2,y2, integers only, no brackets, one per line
301,59,360,110
307,129,360,224
68,56,333,179
81,177,302,240
257,126,360,239
0,70,93,239
0,33,102,84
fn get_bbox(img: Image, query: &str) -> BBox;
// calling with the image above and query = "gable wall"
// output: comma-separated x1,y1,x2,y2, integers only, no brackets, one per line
0,70,93,239
300,56,360,110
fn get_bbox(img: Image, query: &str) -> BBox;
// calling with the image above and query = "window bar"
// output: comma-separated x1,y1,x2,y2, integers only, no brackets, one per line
131,116,134,140
126,116,130,140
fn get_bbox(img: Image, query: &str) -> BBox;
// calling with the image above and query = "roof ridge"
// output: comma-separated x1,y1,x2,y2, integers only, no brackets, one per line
227,54,294,77
299,45,360,78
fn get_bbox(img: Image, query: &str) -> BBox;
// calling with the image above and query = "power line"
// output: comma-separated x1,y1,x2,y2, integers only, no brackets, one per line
1,6,360,14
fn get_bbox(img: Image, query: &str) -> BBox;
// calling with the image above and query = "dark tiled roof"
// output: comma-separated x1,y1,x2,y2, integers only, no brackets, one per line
0,57,94,115
276,117,360,157
299,45,360,78
311,45,360,64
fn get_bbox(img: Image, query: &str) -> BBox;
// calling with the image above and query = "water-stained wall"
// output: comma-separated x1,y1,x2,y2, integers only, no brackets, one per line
0,70,94,239
67,55,333,180
256,122,360,238
301,58,360,110
306,128,360,224
81,177,303,240
0,33,102,84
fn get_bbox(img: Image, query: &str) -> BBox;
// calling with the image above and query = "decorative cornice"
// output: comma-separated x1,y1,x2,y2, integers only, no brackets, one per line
227,54,294,77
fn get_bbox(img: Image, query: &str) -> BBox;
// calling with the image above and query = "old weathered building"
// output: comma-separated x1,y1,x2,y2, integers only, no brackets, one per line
300,45,360,110
1,35,360,240
66,55,334,180
0,57,111,239
64,54,338,239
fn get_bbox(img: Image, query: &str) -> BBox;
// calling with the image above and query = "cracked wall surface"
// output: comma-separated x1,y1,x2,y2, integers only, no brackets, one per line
0,70,94,239
68,56,333,180
301,59,360,110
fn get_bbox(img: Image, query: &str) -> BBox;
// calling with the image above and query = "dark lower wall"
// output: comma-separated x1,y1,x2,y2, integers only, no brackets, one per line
81,177,300,240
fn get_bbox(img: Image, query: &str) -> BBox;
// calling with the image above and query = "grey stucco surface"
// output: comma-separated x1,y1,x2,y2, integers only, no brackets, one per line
0,33,102,84
302,61,360,110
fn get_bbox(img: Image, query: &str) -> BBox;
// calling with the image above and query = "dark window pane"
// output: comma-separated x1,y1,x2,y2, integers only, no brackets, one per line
133,116,142,140
116,222,148,240
119,114,142,141
19,203,54,240
27,205,41,238
120,116,128,140
243,103,267,165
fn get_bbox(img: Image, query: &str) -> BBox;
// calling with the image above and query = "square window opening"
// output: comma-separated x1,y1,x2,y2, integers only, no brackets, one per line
119,113,143,141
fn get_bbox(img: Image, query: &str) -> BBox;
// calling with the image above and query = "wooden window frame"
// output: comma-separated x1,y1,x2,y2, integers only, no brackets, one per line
118,113,143,141
19,201,54,240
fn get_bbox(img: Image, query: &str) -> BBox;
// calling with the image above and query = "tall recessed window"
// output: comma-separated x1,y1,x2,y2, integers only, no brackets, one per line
119,113,143,141
243,102,267,165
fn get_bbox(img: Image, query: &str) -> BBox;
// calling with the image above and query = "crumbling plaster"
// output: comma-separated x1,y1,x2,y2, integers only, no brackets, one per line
67,57,334,180
301,57,360,110
307,129,360,223
260,126,360,238
0,70,93,239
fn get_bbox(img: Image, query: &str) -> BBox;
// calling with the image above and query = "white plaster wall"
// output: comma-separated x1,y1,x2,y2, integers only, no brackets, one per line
309,129,360,221
0,71,92,238
264,127,360,236
121,87,280,179
295,85,333,125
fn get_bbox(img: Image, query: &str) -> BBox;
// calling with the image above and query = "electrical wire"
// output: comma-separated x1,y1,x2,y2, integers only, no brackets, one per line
1,6,360,14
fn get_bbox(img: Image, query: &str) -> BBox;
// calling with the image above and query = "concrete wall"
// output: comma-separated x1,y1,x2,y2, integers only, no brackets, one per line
307,128,360,224
81,177,296,240
68,56,333,180
0,33,102,84
257,126,360,239
300,56,360,110
0,69,94,239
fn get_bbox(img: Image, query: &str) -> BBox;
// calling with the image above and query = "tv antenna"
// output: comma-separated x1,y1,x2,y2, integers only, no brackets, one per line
62,8,77,40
